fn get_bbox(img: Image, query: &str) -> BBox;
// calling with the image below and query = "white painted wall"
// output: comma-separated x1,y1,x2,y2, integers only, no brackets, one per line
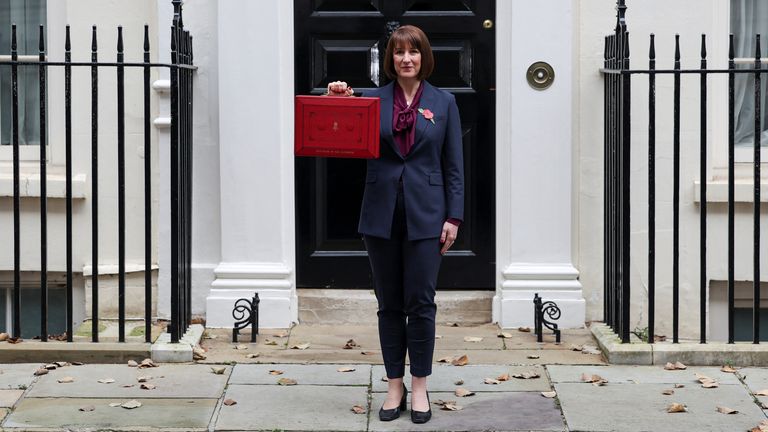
578,0,768,341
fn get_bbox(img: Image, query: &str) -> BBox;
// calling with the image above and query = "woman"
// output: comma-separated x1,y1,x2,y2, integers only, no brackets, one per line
327,25,464,424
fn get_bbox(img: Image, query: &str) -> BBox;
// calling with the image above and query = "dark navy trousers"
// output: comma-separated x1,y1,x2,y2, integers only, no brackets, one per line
363,182,443,378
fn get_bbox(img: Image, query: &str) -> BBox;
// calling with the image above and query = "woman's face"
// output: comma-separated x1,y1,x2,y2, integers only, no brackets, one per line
393,43,421,79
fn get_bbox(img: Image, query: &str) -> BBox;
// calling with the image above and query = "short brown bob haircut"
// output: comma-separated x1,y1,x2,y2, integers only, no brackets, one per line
384,25,434,80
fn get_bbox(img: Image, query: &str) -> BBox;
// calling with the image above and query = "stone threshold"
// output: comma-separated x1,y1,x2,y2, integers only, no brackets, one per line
0,324,204,364
591,322,768,366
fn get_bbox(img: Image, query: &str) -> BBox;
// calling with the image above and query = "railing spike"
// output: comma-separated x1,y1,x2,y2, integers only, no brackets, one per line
91,25,97,51
65,25,71,51
39,25,45,52
675,34,681,61
701,34,707,59
649,33,655,60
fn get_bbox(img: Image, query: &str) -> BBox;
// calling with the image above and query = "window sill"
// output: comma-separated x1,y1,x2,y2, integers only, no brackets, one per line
0,172,87,199
694,180,768,203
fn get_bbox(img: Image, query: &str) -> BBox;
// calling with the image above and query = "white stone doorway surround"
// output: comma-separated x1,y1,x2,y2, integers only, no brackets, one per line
203,0,585,330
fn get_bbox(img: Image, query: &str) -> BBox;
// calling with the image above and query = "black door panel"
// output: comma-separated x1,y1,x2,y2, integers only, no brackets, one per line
295,0,495,289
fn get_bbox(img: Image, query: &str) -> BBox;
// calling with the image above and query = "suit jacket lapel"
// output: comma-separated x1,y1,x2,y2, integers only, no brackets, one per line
378,82,401,159
411,81,436,156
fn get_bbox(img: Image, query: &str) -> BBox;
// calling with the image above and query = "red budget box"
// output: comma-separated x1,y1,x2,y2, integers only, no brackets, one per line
294,95,380,159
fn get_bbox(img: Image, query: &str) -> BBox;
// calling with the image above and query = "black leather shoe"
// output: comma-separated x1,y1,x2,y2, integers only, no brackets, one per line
379,382,407,421
410,390,432,424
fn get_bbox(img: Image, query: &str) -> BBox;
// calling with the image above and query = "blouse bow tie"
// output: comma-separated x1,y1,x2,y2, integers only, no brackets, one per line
393,107,417,133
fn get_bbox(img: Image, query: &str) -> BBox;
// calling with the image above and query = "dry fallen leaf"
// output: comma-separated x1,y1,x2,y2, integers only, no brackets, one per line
97,378,115,384
79,405,95,412
674,362,687,370
360,351,375,355
140,383,156,390
277,377,297,386
451,355,469,366
527,354,540,359
223,398,237,406
580,373,608,385
137,376,152,383
33,368,49,376
290,343,310,350
716,406,738,414
570,344,583,352
455,387,475,397
109,402,122,407
435,335,443,339
541,391,557,398
343,339,359,349
512,371,540,380
696,373,719,388
127,360,138,367
581,345,601,355
721,365,738,373
211,367,226,375
755,389,768,396
484,378,501,385
121,400,142,409
497,332,513,338
702,381,719,388
274,330,289,338
122,384,135,388
351,405,366,414
55,361,69,367
337,367,356,373
497,373,510,381
0,333,8,341
7,337,22,344
667,403,687,413
463,336,483,342
518,326,531,332
193,346,207,360
381,376,388,382
445,322,459,327
664,362,687,370
138,359,157,369
674,384,685,388
268,370,284,375
264,340,278,346
437,356,453,363
454,379,464,385
58,376,75,383
245,353,260,358
45,364,58,370
234,344,248,350
662,389,675,395
441,402,462,411
751,419,768,432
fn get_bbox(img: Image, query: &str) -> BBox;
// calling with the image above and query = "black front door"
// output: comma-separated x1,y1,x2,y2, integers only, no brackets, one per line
294,0,495,289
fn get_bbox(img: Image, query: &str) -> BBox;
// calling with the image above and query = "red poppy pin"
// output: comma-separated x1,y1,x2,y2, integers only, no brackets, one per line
418,108,435,124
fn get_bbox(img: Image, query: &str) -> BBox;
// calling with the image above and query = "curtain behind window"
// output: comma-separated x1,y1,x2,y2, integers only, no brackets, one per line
0,0,46,146
731,0,768,148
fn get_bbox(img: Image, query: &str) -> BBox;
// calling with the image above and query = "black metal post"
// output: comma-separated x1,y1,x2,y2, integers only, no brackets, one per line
39,25,48,341
65,25,74,342
117,26,126,343
91,26,99,342
753,34,762,344
648,33,656,344
672,34,681,344
699,34,707,344
144,24,152,343
11,24,21,338
727,34,736,344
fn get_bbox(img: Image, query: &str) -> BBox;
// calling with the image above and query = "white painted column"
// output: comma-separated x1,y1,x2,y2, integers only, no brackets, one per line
493,0,585,329
205,0,297,328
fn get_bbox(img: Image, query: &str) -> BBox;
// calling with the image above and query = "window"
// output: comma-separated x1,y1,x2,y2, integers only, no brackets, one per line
730,0,768,148
1,286,66,339
0,0,46,146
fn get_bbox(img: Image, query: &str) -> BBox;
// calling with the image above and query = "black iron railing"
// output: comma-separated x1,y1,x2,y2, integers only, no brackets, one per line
603,0,765,344
2,0,194,344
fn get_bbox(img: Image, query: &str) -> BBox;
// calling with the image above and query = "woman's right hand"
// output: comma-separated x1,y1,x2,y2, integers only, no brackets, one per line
326,81,354,96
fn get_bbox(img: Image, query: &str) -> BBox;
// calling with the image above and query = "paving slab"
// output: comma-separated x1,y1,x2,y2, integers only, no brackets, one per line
287,324,383,351
25,364,230,399
555,381,766,432
214,384,369,431
2,397,216,431
371,364,551,392
547,365,742,385
433,348,605,365
737,367,768,389
230,363,371,385
368,391,565,431
0,363,44,389
433,324,506,350
0,408,8,424
0,390,23,408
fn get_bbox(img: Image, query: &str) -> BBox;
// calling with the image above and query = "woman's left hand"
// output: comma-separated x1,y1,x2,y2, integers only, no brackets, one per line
440,222,458,255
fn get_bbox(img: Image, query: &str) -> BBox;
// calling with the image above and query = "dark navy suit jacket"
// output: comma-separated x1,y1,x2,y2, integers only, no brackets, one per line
358,81,464,241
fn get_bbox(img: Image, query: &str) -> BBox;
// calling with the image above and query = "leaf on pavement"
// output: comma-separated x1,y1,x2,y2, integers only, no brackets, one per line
234,344,248,350
360,351,375,355
137,376,152,383
720,365,738,373
121,400,142,409
512,371,540,380
33,368,49,376
210,367,226,375
264,339,278,345
451,355,469,366
245,353,261,358
343,339,359,349
58,376,75,383
268,370,284,375
716,406,738,414
127,360,139,367
527,354,540,359
140,383,156,390
277,377,297,386
541,391,557,398
518,326,531,332
138,358,158,369
79,405,95,412
496,373,510,381
454,379,464,385
484,378,500,385
351,404,366,414
667,403,687,413
337,367,356,372
455,387,475,397
497,332,513,338
463,336,483,342
109,402,122,407
662,389,674,395
290,343,310,350
97,378,115,384
223,398,237,406
437,356,453,363
580,373,608,385
755,389,768,396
